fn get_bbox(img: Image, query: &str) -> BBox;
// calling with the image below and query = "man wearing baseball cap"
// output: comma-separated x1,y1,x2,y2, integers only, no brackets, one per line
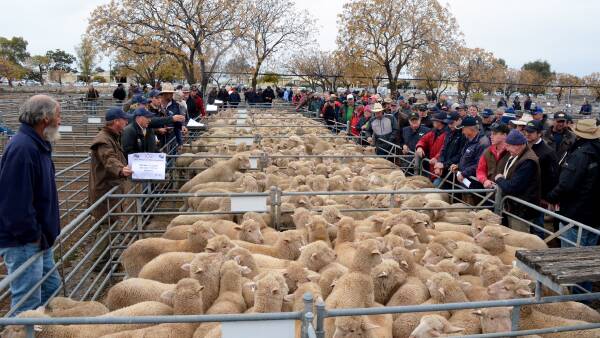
121,108,159,158
341,94,357,127
494,130,541,233
524,120,559,238
436,112,466,184
89,107,133,220
481,109,495,137
543,112,576,162
455,116,490,188
547,119,600,252
415,111,449,177
401,112,430,155
477,122,510,189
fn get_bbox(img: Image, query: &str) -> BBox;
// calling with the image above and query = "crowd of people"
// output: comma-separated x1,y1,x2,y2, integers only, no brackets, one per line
297,90,600,252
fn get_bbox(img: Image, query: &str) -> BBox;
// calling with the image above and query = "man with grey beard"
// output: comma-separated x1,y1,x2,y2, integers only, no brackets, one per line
0,95,62,315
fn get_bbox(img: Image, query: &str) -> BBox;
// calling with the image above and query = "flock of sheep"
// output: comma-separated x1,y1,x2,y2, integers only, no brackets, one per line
3,110,600,338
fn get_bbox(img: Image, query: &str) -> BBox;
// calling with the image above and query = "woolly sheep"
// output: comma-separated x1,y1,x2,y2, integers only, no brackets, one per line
138,252,196,284
180,154,251,193
372,259,407,305
233,230,305,260
474,226,523,265
105,278,175,311
470,209,548,250
45,297,108,317
121,224,212,277
409,314,464,338
181,252,225,311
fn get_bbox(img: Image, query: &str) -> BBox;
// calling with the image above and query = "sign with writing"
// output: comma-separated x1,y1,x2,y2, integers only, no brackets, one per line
128,152,167,180
87,117,102,124
58,125,73,132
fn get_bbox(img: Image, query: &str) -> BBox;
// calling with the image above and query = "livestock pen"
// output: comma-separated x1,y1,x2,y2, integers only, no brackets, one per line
1,107,600,338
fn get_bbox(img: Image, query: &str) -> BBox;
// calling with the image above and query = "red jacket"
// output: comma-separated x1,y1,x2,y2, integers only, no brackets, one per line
476,145,507,183
195,96,206,117
415,128,447,174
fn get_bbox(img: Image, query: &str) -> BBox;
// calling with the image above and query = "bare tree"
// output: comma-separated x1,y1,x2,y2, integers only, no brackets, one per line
88,0,244,93
337,0,458,97
75,34,98,83
242,0,313,90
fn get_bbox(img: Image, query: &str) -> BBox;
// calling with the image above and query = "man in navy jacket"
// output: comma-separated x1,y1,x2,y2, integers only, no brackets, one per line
0,95,62,315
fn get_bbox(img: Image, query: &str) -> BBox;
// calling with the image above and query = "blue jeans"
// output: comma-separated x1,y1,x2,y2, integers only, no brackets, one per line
560,222,600,293
0,243,61,316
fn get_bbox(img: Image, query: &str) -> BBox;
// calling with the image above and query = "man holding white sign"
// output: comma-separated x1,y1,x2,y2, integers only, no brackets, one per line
89,107,134,220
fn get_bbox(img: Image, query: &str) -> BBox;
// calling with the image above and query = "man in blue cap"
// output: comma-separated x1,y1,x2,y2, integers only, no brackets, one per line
481,109,495,137
121,108,159,158
89,107,133,220
494,129,541,233
435,111,466,185
455,116,490,189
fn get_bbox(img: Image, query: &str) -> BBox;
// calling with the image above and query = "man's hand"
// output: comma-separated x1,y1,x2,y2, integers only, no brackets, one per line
434,167,443,176
172,115,185,123
457,172,464,181
121,166,133,177
415,147,424,158
450,164,459,173
367,137,373,145
182,126,188,134
434,162,444,170
483,180,495,189
156,128,167,135
402,145,409,155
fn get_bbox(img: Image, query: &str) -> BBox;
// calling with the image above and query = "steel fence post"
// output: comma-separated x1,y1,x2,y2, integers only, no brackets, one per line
493,185,503,215
315,298,326,338
25,325,35,338
302,292,314,338
511,305,521,331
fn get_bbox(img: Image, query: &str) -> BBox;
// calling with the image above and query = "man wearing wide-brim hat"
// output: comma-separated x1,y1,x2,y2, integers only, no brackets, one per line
365,103,399,156
157,83,188,149
547,119,600,255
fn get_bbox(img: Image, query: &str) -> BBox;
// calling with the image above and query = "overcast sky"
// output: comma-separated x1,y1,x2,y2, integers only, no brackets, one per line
1,0,599,76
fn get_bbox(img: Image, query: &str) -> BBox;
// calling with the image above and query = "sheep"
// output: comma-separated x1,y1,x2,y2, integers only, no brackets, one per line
470,209,548,250
164,219,264,244
409,314,465,338
104,278,175,311
251,272,288,313
433,221,472,234
297,240,340,274
372,259,407,305
121,224,212,277
283,280,322,313
233,230,305,260
162,222,218,240
332,312,393,338
205,234,237,254
45,297,108,317
305,215,332,246
180,154,251,193
324,239,382,338
383,210,432,244
101,278,204,338
138,252,196,284
333,217,358,268
205,260,249,314
318,264,346,300
1,302,173,338
291,207,313,229
181,252,225,312
474,226,523,265
252,253,292,269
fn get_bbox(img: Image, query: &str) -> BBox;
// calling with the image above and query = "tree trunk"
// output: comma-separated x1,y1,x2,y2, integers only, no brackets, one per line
251,59,263,91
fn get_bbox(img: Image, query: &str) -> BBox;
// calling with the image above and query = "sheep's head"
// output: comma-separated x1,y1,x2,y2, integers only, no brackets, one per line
328,175,346,191
233,154,251,170
409,314,464,338
299,240,336,271
279,230,306,260
182,252,224,279
336,217,356,241
291,207,313,229
333,316,379,338
0,309,48,338
282,261,312,293
425,259,469,278
487,276,533,300
471,209,502,236
390,224,419,242
255,273,288,307
350,176,369,191
205,235,235,254
425,272,463,302
242,212,268,229
421,243,452,266
372,259,407,288
352,239,383,268
382,246,415,272
162,278,204,313
473,307,512,334
476,257,512,287
474,227,507,252
234,220,264,244
225,247,256,273
321,206,343,224
187,223,217,246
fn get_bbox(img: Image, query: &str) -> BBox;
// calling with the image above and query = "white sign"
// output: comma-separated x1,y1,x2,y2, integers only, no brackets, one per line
214,100,224,104
234,138,254,146
230,196,268,212
221,320,296,338
249,157,258,169
187,119,205,127
207,105,218,112
128,152,167,180
237,109,248,114
58,125,73,132
87,117,102,124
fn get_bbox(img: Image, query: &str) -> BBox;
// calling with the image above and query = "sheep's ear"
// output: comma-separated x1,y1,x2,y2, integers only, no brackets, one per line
181,263,191,271
460,281,472,290
186,229,197,235
233,225,242,231
400,260,409,270
456,262,470,272
161,289,175,303
361,321,380,331
472,310,483,317
516,288,533,296
240,265,252,275
376,270,388,278
310,252,319,261
437,287,446,298
244,282,256,292
404,239,414,247
233,255,242,264
271,287,280,295
34,325,43,332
